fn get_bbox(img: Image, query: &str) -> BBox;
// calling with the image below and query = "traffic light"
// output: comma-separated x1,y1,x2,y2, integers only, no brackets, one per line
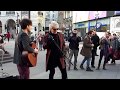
43,27,44,31
34,27,37,31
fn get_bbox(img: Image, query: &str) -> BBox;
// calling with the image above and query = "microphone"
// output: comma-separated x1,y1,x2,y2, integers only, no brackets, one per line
48,35,54,41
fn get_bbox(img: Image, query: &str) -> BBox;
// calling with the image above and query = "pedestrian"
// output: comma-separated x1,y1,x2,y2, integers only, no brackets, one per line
0,35,9,54
38,34,43,51
80,30,94,71
108,33,119,64
13,19,38,79
96,32,110,70
91,30,100,68
43,21,67,79
68,29,81,70
6,32,10,42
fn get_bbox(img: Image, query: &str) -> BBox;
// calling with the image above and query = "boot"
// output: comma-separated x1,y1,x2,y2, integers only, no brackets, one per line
80,65,84,70
74,66,78,70
86,67,93,72
91,65,95,68
103,67,107,70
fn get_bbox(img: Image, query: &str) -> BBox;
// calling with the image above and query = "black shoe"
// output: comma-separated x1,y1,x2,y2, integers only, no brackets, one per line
74,67,78,70
86,67,93,72
91,65,95,68
111,61,116,64
103,68,107,70
80,65,84,70
95,54,99,56
5,51,9,54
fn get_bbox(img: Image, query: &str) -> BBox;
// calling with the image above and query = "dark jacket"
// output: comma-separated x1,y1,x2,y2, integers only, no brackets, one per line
13,31,34,66
43,32,65,71
68,35,81,50
99,37,110,56
91,34,100,48
80,35,93,57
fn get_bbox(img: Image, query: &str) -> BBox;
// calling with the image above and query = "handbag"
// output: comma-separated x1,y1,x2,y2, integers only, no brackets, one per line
113,50,120,60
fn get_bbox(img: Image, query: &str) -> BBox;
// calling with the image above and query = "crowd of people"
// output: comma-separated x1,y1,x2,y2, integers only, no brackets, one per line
12,18,120,79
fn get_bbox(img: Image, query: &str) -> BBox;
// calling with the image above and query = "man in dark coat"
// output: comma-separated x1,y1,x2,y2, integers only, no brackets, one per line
91,30,100,68
13,19,38,79
43,21,67,79
68,29,81,70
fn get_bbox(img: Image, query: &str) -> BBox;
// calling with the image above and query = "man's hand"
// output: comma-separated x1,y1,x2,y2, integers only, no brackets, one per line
92,44,94,47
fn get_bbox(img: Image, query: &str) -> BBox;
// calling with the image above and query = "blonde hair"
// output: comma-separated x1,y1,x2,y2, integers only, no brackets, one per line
49,21,59,31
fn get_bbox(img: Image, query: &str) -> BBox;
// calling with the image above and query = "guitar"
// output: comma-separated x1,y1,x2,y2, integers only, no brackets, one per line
28,41,38,67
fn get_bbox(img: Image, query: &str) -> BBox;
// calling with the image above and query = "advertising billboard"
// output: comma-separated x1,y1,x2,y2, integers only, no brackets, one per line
73,11,89,23
107,11,114,17
89,11,107,20
114,11,120,15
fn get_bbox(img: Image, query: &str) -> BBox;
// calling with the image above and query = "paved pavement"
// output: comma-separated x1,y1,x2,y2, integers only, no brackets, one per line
1,40,120,79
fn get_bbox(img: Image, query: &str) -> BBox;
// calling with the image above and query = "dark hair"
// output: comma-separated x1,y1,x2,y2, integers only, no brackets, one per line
88,30,93,35
20,19,32,29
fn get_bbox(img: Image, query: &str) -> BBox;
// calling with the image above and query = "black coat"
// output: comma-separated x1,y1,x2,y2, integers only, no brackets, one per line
13,31,34,66
91,34,100,48
68,36,81,50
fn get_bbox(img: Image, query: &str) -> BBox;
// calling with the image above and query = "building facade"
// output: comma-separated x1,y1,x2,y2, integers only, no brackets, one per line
0,11,45,38
0,11,22,37
45,11,58,33
63,11,73,37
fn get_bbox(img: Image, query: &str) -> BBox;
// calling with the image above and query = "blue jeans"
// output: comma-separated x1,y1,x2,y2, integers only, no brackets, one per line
81,56,91,68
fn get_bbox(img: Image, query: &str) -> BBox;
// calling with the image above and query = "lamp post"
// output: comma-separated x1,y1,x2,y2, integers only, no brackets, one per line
95,11,99,31
16,12,19,34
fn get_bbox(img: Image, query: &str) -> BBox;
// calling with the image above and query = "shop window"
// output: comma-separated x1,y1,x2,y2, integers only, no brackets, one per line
6,11,15,16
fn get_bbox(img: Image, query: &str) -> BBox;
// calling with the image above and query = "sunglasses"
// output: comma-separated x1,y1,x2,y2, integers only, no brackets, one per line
53,28,58,30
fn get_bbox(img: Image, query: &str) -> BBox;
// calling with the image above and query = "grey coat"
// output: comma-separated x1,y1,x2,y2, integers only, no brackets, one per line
111,37,119,50
13,31,34,66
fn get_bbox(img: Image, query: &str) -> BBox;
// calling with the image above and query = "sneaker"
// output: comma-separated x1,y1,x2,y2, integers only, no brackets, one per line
80,65,84,70
86,67,93,72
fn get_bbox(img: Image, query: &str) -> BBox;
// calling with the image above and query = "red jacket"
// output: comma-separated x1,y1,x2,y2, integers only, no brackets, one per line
43,32,65,71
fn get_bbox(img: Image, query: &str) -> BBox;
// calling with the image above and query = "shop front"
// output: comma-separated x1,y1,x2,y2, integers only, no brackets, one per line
110,16,120,34
74,21,88,38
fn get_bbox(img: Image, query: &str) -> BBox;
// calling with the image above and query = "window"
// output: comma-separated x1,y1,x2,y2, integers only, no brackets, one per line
21,11,28,15
6,11,15,16
38,11,43,16
53,14,54,18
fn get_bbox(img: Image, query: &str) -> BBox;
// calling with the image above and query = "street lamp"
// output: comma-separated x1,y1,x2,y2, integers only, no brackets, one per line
16,12,19,34
95,11,99,31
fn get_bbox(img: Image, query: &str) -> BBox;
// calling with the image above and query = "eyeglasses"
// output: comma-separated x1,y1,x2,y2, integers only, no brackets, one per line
53,28,58,30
